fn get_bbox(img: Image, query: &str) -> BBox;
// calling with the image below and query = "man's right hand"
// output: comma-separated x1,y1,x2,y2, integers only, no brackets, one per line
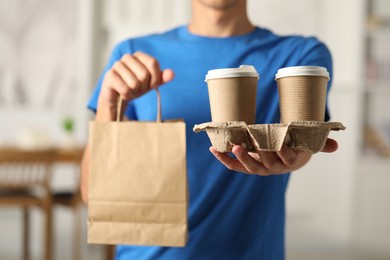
96,51,174,121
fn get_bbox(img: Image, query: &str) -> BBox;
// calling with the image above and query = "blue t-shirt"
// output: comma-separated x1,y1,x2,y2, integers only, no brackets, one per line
88,26,332,260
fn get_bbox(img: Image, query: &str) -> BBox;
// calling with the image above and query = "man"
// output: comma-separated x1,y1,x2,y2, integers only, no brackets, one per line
81,0,338,259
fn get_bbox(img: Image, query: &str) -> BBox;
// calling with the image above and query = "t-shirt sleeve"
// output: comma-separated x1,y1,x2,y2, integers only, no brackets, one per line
86,41,137,120
298,38,333,121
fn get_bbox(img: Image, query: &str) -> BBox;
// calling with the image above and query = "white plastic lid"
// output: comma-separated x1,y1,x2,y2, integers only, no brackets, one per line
205,65,259,81
275,66,330,80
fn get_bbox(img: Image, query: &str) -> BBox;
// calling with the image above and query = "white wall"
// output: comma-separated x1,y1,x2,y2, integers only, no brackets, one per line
248,0,322,37
101,0,191,66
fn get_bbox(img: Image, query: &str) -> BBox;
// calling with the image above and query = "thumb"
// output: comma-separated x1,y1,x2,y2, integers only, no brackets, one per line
321,138,338,153
161,69,175,84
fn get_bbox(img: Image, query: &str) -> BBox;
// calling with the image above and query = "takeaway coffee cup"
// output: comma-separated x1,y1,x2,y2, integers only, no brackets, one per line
275,66,330,124
205,65,259,124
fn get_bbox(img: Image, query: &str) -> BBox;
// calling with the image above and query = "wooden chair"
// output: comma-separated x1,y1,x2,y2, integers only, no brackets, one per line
0,149,55,260
0,147,115,260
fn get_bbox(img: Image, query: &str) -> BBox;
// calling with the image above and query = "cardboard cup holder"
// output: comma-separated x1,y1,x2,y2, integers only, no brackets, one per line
193,121,346,154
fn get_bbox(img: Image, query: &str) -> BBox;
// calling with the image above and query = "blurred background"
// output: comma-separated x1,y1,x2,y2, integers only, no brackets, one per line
0,0,389,259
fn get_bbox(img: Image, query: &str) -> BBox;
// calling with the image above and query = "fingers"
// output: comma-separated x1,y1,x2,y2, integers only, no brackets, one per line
112,60,140,96
210,146,272,176
210,138,337,175
232,146,274,175
121,54,150,92
210,144,312,176
133,52,161,88
102,51,175,104
133,52,174,88
162,69,175,84
107,70,134,101
276,145,299,168
209,147,247,172
256,149,285,172
321,138,338,153
276,145,312,172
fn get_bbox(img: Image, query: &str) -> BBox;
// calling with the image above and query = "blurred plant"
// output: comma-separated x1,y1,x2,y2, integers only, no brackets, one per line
62,117,74,135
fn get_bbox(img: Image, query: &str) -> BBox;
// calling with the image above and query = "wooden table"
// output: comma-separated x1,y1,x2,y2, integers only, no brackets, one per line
0,146,84,162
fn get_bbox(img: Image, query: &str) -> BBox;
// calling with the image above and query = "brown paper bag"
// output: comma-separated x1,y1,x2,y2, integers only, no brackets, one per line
88,90,188,247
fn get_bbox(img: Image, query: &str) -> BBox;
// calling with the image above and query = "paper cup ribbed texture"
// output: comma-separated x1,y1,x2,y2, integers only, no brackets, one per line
207,77,258,124
206,65,259,124
277,76,328,123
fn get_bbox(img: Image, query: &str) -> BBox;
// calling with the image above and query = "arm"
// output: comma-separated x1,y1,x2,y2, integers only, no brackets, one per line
80,52,174,203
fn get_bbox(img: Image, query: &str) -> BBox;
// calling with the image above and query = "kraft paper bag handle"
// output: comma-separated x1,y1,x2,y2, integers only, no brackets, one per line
116,89,162,123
